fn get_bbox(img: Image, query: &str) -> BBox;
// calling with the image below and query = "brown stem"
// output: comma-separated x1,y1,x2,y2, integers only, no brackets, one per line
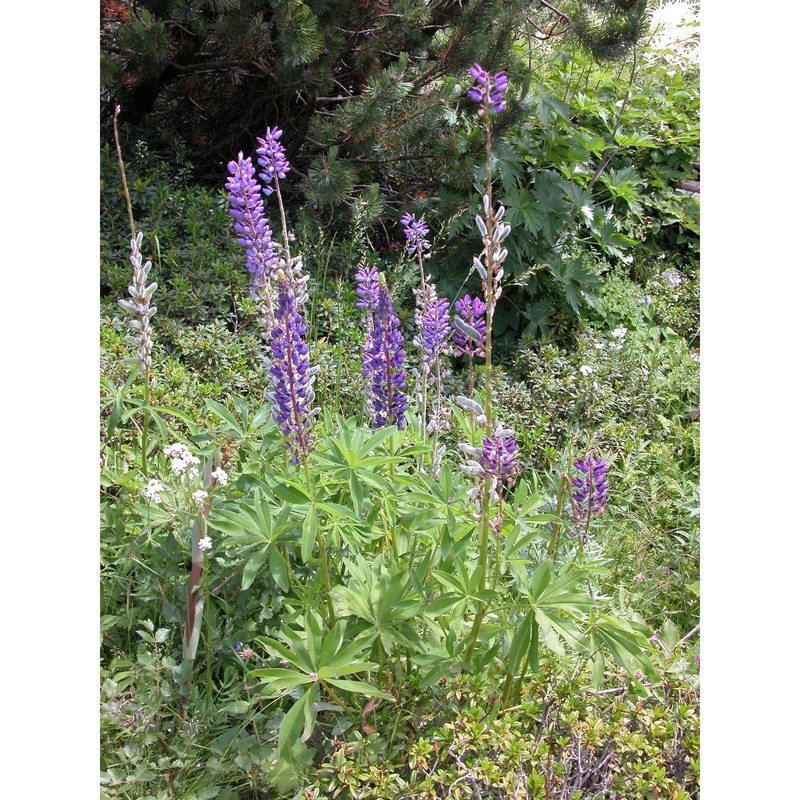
112,105,136,242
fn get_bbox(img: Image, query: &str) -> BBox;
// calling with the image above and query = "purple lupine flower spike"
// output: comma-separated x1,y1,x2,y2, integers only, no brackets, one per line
400,212,431,256
480,428,519,486
467,63,508,113
267,271,316,463
355,265,380,311
572,453,609,521
225,152,280,295
452,294,487,358
421,296,452,367
256,127,291,196
363,273,408,428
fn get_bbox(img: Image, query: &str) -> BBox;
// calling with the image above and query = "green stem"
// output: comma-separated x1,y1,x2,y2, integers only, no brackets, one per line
274,181,293,269
141,380,151,476
388,433,400,567
546,475,568,560
467,87,498,661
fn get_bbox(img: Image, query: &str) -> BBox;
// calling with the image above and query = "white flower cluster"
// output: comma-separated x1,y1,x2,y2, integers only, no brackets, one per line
211,467,228,486
163,443,200,478
579,365,593,377
198,536,213,551
661,268,683,289
611,326,627,339
192,490,209,508
145,478,164,504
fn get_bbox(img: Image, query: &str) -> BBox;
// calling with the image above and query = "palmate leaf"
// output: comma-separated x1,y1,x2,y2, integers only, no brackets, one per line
549,256,601,315
532,170,571,242
503,186,545,237
492,144,525,189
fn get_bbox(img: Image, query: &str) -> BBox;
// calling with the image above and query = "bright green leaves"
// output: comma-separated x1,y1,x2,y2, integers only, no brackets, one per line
331,555,424,657
208,491,292,590
252,612,393,769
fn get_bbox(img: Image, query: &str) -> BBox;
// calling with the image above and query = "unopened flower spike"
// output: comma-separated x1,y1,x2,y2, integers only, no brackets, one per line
119,231,157,390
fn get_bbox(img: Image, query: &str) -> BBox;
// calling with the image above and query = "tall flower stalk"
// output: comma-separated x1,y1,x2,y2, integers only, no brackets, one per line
416,291,452,438
228,131,332,624
402,212,437,436
356,265,381,423
467,63,511,594
114,104,157,474
362,273,408,429
266,271,318,465
118,231,158,472
225,152,280,325
461,63,512,659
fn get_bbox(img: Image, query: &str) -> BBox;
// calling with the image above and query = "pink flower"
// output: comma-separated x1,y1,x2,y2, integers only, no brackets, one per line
635,572,644,582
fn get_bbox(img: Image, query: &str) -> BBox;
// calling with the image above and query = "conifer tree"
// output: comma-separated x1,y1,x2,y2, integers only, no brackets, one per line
102,1,650,215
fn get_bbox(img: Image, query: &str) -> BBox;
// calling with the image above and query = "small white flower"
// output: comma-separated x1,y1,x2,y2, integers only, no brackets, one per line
145,479,164,504
611,326,628,339
212,467,228,486
188,467,199,479
593,381,599,391
192,490,209,507
198,536,213,551
595,342,605,350
171,457,188,475
579,365,594,377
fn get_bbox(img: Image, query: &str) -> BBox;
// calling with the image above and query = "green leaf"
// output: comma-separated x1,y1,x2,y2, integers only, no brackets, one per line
219,700,251,715
205,399,244,436
269,547,289,592
349,472,364,515
528,560,552,601
278,688,312,759
301,512,317,563
242,549,269,591
273,482,311,504
326,679,394,700
250,668,314,694
506,612,532,679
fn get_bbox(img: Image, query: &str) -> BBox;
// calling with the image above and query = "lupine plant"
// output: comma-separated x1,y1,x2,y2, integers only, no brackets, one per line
402,211,453,440
102,66,663,791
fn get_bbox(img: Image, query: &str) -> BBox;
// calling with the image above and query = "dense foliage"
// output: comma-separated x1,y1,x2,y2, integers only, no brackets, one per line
101,1,649,213
101,4,699,797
